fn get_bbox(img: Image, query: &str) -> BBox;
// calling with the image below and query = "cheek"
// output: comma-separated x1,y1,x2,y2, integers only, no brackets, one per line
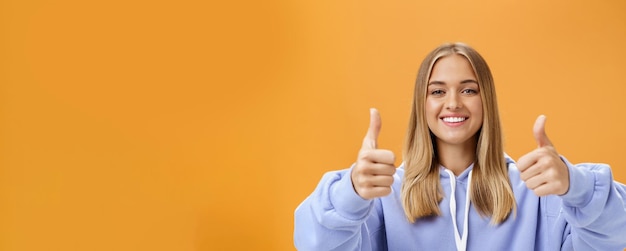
470,99,483,118
424,99,439,116
424,100,440,127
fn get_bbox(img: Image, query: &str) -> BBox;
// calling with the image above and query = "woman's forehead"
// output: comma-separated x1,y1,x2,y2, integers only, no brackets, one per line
429,54,477,83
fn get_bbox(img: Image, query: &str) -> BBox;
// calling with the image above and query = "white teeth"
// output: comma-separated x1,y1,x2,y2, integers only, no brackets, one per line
443,117,466,123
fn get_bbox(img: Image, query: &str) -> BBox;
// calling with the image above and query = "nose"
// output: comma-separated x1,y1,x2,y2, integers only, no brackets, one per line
445,92,462,110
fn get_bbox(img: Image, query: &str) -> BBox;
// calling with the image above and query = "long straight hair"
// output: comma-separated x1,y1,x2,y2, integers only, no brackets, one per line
401,43,516,225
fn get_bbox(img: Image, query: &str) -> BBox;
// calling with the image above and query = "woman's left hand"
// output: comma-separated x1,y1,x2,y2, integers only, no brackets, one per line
516,115,570,196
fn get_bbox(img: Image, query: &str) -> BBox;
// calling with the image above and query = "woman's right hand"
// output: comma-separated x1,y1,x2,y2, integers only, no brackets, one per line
351,108,397,200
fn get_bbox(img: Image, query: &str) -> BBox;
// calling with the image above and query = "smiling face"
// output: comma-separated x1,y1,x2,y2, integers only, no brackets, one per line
426,54,483,148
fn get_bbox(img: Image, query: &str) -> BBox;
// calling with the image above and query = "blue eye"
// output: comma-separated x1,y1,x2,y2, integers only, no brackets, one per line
430,90,444,95
461,89,478,94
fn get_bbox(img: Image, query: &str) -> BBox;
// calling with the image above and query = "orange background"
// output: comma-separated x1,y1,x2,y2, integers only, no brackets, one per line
1,0,625,250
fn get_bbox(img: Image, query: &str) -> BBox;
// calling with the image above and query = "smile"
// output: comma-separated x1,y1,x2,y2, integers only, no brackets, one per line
442,117,467,123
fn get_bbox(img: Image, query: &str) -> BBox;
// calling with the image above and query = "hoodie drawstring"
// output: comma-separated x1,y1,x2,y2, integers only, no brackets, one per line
445,169,473,251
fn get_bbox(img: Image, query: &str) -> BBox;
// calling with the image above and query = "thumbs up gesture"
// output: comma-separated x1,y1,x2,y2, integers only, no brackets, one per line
517,115,570,196
351,108,397,200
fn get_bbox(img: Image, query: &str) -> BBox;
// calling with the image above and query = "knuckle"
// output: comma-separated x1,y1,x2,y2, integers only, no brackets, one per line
383,177,394,186
519,174,528,182
360,190,372,199
538,161,549,171
380,165,395,175
549,171,559,180
385,151,396,163
547,169,560,180
358,149,370,160
356,161,373,172
357,178,370,187
381,187,392,196
354,163,366,174
362,150,372,159
388,166,397,175
353,176,365,187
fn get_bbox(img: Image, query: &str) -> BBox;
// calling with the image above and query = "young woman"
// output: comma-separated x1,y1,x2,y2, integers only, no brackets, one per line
293,43,626,250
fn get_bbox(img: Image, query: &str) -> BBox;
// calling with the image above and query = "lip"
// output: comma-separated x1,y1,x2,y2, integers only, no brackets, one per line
440,114,469,127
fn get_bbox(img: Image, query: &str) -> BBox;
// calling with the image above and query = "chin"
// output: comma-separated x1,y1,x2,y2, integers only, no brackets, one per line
435,134,478,146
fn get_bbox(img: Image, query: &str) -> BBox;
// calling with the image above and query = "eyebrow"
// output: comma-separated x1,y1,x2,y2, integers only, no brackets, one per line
428,79,478,85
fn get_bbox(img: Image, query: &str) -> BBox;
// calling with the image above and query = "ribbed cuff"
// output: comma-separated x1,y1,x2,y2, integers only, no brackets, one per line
329,165,374,220
559,156,595,208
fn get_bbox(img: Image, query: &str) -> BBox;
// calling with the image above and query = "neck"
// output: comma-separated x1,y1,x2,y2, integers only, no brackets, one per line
436,138,477,176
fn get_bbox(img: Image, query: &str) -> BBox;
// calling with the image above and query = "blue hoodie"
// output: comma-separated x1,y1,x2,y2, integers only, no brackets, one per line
294,155,626,250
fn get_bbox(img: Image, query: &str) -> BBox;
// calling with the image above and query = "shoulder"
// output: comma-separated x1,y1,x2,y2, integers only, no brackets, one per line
504,154,522,183
395,164,406,178
504,155,539,200
393,164,405,190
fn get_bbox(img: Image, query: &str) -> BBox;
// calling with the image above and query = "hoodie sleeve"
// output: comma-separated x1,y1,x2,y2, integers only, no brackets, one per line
293,167,385,251
558,157,626,250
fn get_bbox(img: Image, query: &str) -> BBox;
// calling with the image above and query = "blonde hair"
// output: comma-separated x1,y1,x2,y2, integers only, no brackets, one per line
401,43,516,225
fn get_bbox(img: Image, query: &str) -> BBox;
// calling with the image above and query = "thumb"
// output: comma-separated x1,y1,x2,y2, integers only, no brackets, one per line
533,115,553,147
363,108,382,149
